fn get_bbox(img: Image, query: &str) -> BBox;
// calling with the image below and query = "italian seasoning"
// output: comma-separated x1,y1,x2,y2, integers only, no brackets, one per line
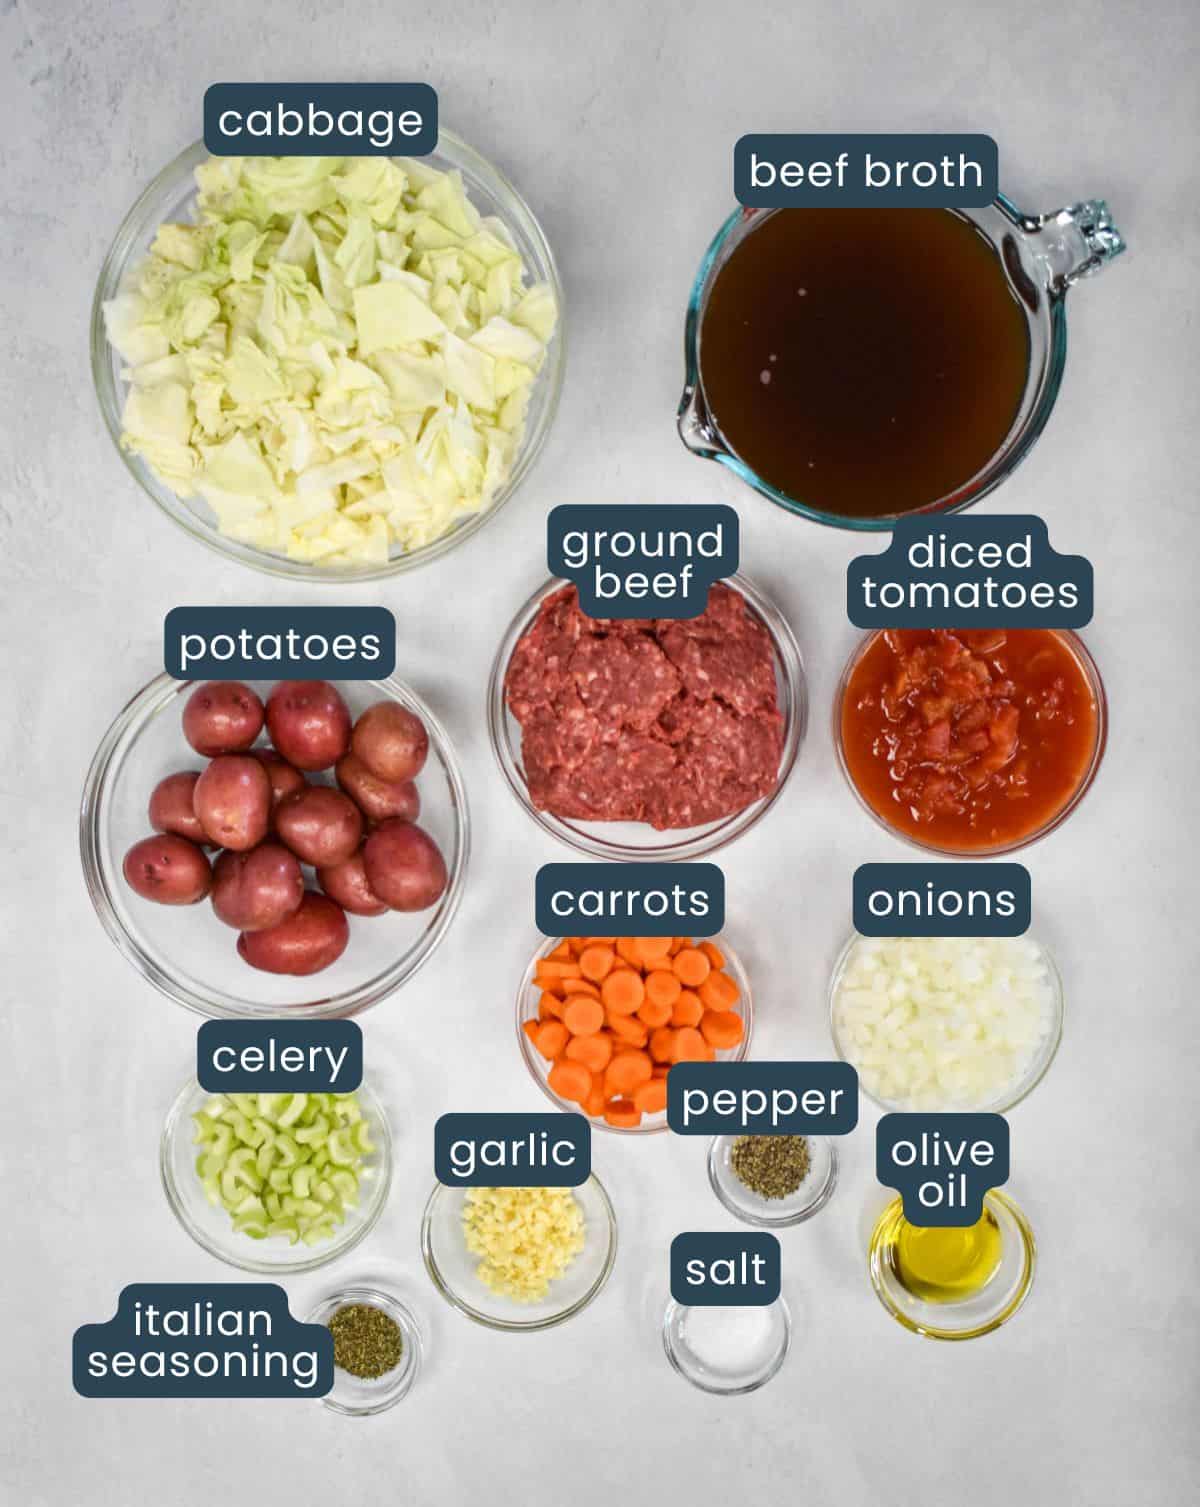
730,1135,810,1199
327,1303,403,1380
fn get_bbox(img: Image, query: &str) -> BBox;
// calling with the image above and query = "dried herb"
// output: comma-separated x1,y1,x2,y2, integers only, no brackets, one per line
730,1135,810,1199
327,1303,403,1379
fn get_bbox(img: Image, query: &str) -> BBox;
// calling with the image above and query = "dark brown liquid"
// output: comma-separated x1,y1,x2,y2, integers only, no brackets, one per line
698,208,1029,520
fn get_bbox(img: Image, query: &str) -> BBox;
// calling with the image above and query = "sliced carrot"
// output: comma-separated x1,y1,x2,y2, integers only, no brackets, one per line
548,939,572,961
633,936,672,967
578,944,616,983
566,1033,612,1073
672,947,711,988
615,937,641,968
672,1026,708,1062
645,970,682,1009
534,1020,569,1061
537,959,583,981
652,1062,671,1079
548,1058,592,1103
605,1050,653,1098
649,1026,677,1063
637,996,673,1029
563,976,601,1001
583,1079,607,1118
632,1078,667,1115
539,990,566,1021
699,970,739,1010
604,1098,642,1129
521,1019,541,1044
671,989,704,1028
700,1009,744,1050
699,940,726,971
669,936,686,955
607,1012,649,1047
563,995,605,1036
601,968,645,1015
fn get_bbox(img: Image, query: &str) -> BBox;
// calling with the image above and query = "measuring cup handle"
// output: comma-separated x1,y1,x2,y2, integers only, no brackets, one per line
1032,200,1127,292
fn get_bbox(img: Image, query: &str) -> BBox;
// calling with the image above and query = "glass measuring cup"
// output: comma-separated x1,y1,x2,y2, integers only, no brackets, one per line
678,198,1125,530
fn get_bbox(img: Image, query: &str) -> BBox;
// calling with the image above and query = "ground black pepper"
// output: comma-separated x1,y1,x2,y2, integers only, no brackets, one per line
730,1135,810,1199
327,1303,403,1379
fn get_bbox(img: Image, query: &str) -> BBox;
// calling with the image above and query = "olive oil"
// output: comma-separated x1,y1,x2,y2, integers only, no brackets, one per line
697,207,1029,520
890,1208,1003,1303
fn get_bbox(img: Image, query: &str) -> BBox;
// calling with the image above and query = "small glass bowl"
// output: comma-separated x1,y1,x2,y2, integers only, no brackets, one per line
421,1175,617,1331
833,628,1107,858
306,1286,423,1416
869,1190,1036,1341
707,1134,837,1227
90,131,565,583
662,1296,791,1395
516,936,754,1133
487,572,806,861
160,1077,393,1275
828,931,1064,1114
80,672,469,1019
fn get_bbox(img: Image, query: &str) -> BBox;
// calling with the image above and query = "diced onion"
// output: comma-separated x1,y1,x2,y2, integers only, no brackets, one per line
832,936,1057,1110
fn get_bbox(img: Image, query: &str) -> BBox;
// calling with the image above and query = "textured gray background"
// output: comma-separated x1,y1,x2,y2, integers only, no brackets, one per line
2,1,1198,1502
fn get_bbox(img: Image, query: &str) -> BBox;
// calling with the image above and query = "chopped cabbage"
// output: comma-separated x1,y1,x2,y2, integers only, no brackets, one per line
104,154,557,567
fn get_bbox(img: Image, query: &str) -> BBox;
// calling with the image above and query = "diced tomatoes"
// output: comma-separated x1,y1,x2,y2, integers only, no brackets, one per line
841,629,1100,851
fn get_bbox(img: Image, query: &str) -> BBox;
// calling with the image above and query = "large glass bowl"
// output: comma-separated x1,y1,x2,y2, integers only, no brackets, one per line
487,572,806,861
833,628,1108,858
80,672,469,1018
161,1076,392,1275
828,930,1064,1114
516,934,753,1133
420,1175,617,1332
90,132,565,581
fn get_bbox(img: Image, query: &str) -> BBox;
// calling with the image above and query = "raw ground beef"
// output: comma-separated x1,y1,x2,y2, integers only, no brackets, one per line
505,583,784,829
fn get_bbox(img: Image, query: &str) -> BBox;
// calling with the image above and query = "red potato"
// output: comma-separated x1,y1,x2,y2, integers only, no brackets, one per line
122,834,212,905
148,771,207,844
363,819,448,912
317,848,388,917
249,748,307,809
351,701,428,783
274,785,363,867
182,681,264,756
237,891,349,976
335,752,420,825
266,681,351,771
211,844,304,932
193,755,271,851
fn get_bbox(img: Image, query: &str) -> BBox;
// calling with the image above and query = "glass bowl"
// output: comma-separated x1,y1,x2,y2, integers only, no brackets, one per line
833,628,1107,857
828,931,1064,1115
662,1296,791,1394
487,572,806,861
707,1134,837,1227
90,132,565,582
420,1175,617,1331
80,672,469,1019
305,1285,423,1416
516,934,753,1133
869,1190,1036,1341
161,1077,392,1274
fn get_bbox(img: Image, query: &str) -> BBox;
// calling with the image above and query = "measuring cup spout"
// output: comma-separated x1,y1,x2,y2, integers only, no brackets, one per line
676,381,724,460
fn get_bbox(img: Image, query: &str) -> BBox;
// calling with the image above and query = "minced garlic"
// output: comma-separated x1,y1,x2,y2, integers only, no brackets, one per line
462,1186,585,1301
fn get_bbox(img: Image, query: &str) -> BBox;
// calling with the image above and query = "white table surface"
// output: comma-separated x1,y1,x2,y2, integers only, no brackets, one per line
3,1,1198,1502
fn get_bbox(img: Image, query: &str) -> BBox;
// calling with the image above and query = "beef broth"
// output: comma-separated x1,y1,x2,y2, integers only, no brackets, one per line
697,207,1029,520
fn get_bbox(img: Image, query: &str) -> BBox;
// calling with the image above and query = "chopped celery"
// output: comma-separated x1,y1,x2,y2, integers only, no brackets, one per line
190,1088,374,1247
